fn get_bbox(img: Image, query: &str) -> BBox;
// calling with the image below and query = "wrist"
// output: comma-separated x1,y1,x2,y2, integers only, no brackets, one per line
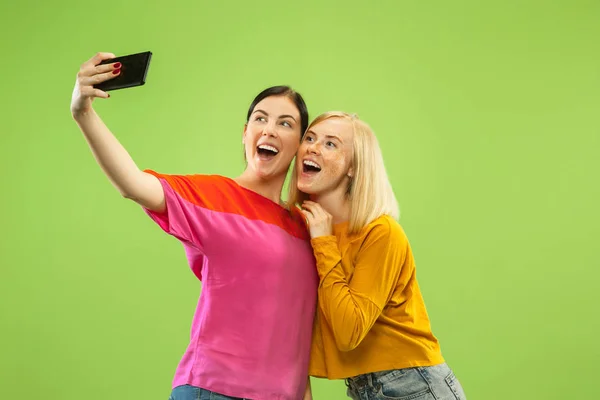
71,107,96,123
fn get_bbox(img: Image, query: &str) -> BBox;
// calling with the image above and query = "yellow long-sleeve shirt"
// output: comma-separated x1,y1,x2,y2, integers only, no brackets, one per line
308,215,444,379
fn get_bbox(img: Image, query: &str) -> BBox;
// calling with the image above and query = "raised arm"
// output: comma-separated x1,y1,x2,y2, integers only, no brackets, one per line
70,52,164,212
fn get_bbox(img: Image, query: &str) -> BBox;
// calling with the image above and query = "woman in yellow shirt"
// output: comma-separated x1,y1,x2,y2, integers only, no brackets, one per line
289,112,467,400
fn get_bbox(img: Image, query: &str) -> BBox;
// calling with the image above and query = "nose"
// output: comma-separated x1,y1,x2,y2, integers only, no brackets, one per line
306,140,320,155
262,121,278,138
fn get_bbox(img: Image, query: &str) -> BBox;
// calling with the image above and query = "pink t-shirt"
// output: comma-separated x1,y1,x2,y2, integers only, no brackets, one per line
143,171,318,400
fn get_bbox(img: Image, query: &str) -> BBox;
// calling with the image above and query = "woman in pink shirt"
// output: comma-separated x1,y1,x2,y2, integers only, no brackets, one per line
70,52,318,400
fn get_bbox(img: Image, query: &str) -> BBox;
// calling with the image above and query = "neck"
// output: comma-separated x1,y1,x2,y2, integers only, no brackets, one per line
235,168,287,206
310,185,351,225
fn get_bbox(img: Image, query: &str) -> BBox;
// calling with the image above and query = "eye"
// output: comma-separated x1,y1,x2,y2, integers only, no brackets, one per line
281,121,292,128
326,141,336,148
304,135,314,142
255,116,266,122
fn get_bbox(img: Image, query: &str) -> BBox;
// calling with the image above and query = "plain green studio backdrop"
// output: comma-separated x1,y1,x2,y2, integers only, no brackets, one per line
1,1,599,399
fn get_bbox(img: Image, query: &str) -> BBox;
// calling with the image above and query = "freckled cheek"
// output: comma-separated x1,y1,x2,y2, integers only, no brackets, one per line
320,167,341,180
321,154,347,180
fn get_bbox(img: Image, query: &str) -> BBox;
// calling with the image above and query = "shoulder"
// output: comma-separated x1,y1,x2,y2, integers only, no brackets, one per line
355,215,410,252
364,215,406,239
352,216,412,268
143,170,238,192
144,170,229,186
143,171,240,206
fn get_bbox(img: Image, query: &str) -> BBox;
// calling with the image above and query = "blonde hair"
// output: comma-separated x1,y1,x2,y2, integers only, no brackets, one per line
288,111,399,234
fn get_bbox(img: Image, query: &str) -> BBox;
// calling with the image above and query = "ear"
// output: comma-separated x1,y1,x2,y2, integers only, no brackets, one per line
242,123,247,144
347,166,354,179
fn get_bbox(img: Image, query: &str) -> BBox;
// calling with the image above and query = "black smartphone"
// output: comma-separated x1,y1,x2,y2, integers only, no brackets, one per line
94,51,152,92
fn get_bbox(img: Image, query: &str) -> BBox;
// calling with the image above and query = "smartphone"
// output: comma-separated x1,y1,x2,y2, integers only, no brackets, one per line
94,51,152,92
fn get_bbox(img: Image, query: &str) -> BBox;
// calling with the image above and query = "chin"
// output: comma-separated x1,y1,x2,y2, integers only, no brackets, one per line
256,166,288,180
297,181,317,195
255,169,277,179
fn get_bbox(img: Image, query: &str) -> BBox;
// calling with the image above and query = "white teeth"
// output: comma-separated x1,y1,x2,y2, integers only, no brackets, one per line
258,145,279,153
303,160,321,170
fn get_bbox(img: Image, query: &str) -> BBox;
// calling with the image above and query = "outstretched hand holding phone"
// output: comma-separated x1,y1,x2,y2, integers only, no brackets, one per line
71,51,152,116
70,52,121,116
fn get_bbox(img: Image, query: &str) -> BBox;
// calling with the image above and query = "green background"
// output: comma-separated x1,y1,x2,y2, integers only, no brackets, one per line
1,1,598,399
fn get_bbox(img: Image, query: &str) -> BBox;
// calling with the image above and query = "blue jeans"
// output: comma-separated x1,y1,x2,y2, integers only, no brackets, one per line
168,385,247,400
345,363,467,400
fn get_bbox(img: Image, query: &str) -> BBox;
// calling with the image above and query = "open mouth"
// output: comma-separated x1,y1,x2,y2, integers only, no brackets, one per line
302,160,322,174
256,144,279,160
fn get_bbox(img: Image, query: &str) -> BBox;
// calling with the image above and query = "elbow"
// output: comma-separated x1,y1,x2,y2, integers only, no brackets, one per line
121,190,134,200
335,336,361,352
119,182,141,200
329,314,368,352
121,189,142,203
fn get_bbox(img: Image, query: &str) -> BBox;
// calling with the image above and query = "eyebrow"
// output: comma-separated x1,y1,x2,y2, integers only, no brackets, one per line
253,109,298,122
306,130,343,142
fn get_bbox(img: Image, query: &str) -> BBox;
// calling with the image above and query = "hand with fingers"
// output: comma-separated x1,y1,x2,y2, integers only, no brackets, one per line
301,200,334,239
70,52,121,117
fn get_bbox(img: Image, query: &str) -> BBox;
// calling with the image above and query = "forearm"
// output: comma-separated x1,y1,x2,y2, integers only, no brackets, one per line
318,264,380,351
73,109,164,210
312,237,381,352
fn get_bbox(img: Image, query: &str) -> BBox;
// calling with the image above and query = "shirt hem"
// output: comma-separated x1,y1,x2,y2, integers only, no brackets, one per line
173,377,298,400
309,356,446,380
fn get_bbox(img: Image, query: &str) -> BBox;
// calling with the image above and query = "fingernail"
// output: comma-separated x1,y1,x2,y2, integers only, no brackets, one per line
113,69,121,75
113,62,121,69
